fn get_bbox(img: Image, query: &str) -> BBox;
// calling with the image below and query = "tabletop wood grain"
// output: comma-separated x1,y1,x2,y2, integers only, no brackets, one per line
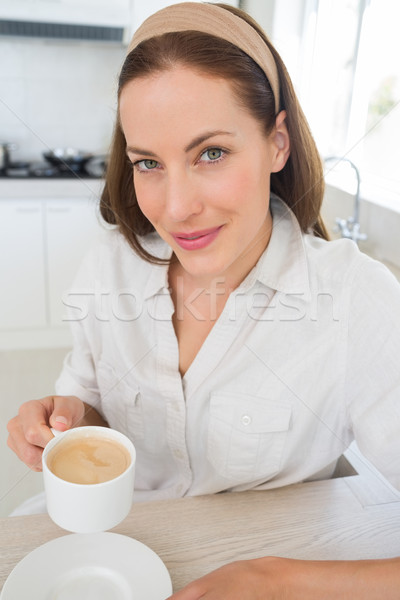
1,475,400,593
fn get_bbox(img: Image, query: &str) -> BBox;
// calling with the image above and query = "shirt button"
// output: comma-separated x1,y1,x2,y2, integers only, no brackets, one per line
176,484,184,494
174,449,184,460
241,414,252,426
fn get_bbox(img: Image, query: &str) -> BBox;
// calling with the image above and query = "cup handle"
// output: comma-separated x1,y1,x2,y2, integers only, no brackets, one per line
50,428,64,437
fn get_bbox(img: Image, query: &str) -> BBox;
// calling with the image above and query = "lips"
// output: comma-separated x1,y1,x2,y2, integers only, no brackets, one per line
171,226,223,250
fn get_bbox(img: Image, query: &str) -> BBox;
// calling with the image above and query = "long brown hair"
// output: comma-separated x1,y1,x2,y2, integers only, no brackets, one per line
100,3,328,263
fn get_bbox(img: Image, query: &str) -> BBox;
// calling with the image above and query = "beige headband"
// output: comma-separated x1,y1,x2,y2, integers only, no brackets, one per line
128,2,280,114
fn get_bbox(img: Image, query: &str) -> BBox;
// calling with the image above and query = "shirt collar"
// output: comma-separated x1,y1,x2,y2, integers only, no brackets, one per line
143,234,173,300
142,194,311,300
238,195,311,299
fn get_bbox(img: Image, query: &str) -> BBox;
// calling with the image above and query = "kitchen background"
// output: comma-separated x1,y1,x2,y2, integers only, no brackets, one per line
1,0,399,517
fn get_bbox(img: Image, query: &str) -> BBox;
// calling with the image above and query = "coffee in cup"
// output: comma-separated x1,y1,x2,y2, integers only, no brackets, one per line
42,426,136,533
46,436,131,484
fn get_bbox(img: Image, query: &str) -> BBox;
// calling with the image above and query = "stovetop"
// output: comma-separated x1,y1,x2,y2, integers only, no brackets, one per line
1,160,104,179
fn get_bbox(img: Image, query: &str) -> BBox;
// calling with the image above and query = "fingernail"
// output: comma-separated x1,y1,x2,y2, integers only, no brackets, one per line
55,416,68,425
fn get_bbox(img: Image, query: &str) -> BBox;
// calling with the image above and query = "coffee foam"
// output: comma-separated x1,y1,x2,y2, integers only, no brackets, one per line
47,436,131,485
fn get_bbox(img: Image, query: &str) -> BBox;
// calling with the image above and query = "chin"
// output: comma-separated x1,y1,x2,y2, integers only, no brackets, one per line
177,255,224,277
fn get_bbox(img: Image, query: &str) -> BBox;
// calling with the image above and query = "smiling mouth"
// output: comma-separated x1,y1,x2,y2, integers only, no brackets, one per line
179,234,204,240
175,227,221,240
172,226,223,250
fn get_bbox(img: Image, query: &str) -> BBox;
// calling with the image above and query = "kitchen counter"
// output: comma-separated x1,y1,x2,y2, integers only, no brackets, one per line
0,177,104,199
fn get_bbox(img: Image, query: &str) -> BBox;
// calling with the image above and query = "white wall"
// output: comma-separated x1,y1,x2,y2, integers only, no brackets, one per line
242,0,276,35
242,0,308,90
0,37,126,162
0,0,241,164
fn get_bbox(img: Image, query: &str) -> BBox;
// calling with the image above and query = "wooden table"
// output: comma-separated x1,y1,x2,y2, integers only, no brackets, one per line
1,474,400,593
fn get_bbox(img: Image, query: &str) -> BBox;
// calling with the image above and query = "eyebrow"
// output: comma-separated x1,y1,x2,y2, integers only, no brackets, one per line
184,130,234,153
126,130,234,157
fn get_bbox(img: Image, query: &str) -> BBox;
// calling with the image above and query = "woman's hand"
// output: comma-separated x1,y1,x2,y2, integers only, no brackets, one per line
7,395,88,471
167,558,283,600
167,556,400,599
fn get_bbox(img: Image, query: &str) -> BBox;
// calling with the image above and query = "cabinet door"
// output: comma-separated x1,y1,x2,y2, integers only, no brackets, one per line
0,200,47,329
46,198,102,328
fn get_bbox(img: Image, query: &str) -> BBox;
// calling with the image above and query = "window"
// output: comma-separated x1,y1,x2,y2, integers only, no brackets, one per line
350,0,400,203
274,0,400,206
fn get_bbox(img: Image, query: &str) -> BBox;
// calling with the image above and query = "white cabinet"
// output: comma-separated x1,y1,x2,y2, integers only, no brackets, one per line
0,200,47,330
0,182,104,349
46,198,100,327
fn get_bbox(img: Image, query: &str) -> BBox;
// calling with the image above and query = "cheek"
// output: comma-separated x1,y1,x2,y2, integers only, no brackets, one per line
212,168,267,211
201,168,251,210
134,178,161,223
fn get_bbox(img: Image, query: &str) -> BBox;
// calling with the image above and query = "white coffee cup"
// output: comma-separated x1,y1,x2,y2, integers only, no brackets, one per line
42,426,136,533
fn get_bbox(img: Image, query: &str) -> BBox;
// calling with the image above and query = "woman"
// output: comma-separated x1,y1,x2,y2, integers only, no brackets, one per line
7,3,400,597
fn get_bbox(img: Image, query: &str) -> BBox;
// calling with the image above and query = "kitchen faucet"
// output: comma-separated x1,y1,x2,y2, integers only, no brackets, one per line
324,156,367,245
0,142,12,174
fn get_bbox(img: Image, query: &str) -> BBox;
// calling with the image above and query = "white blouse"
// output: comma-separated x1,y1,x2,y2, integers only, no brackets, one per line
55,196,400,502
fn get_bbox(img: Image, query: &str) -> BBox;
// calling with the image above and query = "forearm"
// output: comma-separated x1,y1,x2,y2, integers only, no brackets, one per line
273,556,400,599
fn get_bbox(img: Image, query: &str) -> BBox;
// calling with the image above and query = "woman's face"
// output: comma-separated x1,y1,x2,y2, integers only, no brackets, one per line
119,66,289,286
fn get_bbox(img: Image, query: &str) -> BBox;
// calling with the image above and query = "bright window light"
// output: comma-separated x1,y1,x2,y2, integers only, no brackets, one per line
294,0,400,204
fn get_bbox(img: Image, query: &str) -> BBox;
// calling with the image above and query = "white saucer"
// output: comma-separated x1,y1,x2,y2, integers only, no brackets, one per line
1,532,172,599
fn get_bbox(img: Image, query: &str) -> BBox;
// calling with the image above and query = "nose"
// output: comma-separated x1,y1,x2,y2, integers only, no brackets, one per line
164,169,203,222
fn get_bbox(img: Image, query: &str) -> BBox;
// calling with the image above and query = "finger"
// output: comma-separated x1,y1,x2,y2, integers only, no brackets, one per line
49,396,85,431
166,580,207,600
7,415,45,471
18,398,55,449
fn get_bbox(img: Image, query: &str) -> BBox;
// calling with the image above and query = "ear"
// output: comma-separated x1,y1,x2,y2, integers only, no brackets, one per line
270,110,290,173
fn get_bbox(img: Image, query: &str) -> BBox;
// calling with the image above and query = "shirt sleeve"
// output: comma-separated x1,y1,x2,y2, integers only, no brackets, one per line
345,256,400,490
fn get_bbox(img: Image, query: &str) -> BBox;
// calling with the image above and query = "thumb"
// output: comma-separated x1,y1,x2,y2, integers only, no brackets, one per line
49,395,85,432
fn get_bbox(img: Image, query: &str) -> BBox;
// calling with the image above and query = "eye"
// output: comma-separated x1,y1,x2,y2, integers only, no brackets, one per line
199,148,225,163
134,159,160,172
